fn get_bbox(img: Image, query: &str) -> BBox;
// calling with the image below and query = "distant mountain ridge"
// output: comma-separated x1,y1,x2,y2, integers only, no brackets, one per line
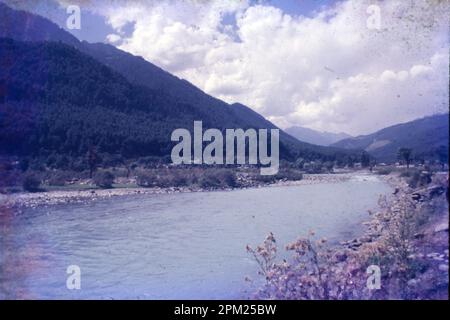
0,2,359,164
332,114,449,162
285,126,351,146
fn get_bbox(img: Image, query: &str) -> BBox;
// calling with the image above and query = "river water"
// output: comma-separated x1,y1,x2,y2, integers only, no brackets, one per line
0,174,390,299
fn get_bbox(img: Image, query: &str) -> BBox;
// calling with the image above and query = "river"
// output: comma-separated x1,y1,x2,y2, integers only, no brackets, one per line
0,174,391,299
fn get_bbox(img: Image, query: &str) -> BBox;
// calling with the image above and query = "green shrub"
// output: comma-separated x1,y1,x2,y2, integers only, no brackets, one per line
137,168,236,189
399,170,412,177
93,171,115,189
304,162,324,174
407,171,431,188
399,168,420,178
136,170,190,188
22,173,41,192
165,170,189,187
375,166,394,175
252,174,278,183
110,167,130,178
215,169,237,187
199,169,237,188
252,168,303,183
277,169,303,181
199,173,221,188
47,171,70,186
155,174,176,188
136,171,157,188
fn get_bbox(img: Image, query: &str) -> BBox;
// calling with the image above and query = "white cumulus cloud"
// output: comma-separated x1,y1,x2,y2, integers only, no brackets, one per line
78,0,449,135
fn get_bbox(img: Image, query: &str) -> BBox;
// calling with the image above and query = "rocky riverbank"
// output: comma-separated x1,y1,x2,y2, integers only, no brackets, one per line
248,170,449,299
1,173,355,210
344,171,449,299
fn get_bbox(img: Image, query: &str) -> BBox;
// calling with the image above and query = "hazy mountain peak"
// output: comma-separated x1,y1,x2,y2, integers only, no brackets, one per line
285,126,352,146
332,113,449,162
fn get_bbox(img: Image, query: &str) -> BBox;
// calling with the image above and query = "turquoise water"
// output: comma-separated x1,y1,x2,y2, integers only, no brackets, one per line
0,175,390,299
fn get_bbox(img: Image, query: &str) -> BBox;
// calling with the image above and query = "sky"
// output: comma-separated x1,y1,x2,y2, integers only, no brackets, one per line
4,0,449,135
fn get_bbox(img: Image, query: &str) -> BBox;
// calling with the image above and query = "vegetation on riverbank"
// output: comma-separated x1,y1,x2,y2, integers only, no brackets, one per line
1,166,307,194
1,137,446,196
247,168,449,299
2,156,339,194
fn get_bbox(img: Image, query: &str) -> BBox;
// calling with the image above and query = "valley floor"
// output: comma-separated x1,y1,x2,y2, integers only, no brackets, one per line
1,173,354,209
